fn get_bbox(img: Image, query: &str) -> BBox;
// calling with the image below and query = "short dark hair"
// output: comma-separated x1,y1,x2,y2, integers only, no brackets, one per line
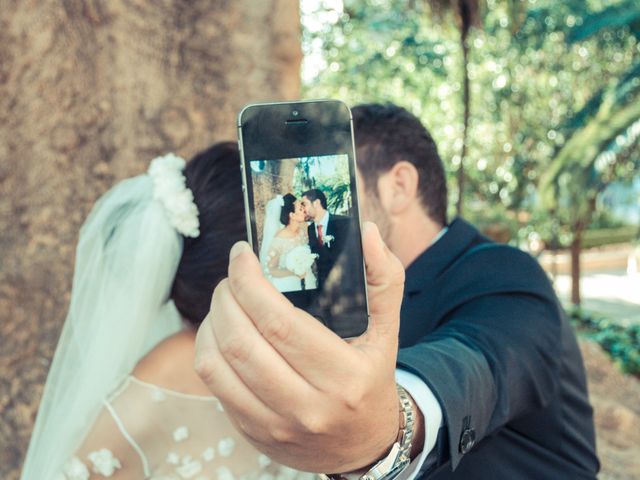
280,193,297,225
302,188,327,210
352,103,448,225
171,142,246,327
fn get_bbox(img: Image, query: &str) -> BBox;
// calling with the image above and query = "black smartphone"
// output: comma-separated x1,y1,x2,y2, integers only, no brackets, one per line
237,99,369,339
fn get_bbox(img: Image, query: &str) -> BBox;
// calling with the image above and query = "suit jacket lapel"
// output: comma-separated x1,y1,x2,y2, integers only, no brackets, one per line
400,218,486,346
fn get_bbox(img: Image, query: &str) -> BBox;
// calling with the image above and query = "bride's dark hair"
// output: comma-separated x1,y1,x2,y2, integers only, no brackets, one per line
279,193,297,226
171,142,246,328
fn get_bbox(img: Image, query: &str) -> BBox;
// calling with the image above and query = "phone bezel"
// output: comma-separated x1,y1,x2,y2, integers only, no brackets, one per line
237,99,370,339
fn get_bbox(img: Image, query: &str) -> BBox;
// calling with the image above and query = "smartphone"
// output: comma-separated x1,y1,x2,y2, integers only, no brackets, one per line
237,99,369,338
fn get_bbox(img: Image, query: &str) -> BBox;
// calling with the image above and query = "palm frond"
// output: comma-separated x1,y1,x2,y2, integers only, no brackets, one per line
567,0,640,43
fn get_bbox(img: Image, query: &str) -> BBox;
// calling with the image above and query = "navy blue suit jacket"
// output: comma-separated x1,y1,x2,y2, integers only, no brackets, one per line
396,218,599,479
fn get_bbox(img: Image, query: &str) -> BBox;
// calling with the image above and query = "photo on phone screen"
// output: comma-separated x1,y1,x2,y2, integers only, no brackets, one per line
238,100,369,338
250,154,352,293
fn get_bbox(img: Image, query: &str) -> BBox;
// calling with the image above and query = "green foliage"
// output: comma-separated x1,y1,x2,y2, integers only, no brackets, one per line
569,307,640,376
580,226,638,248
567,0,640,43
303,0,640,256
292,156,352,215
538,1,640,228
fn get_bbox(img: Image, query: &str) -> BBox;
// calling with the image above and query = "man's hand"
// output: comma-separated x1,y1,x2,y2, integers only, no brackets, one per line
194,222,405,473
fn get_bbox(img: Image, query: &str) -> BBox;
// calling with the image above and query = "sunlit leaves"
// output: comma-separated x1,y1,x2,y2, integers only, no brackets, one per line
302,0,639,240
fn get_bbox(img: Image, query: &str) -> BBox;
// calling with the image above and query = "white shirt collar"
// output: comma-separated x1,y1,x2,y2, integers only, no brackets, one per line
429,226,448,248
316,210,330,233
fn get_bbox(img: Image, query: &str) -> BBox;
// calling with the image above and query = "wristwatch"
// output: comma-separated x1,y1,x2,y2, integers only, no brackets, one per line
319,384,416,480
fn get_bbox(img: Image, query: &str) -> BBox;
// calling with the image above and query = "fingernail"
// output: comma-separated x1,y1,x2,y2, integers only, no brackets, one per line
230,241,250,261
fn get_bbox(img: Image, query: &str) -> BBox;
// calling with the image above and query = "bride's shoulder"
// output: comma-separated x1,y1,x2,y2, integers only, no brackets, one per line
275,228,292,239
132,329,213,397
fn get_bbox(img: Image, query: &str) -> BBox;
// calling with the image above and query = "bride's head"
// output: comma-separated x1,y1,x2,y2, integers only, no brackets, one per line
280,193,305,226
171,142,246,328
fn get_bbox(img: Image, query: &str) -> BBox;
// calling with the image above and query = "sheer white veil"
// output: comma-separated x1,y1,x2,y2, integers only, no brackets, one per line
259,195,285,268
20,174,185,479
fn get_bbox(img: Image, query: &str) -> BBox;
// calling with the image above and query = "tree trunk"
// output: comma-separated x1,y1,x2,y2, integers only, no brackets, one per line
570,225,583,306
252,160,298,245
569,197,599,307
0,1,301,478
456,1,472,217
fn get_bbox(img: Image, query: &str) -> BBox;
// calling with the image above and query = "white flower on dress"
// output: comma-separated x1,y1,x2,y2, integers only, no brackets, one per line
63,456,90,480
88,449,122,477
148,153,200,238
173,425,190,442
151,388,167,402
217,437,236,457
277,466,302,480
201,447,216,462
167,451,181,465
217,466,235,480
176,457,203,479
257,454,271,468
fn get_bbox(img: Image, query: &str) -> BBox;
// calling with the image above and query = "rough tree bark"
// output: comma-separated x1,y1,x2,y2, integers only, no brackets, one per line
0,1,301,478
252,160,297,246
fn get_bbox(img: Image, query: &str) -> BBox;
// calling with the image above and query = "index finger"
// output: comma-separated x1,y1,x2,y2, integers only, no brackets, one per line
226,242,359,388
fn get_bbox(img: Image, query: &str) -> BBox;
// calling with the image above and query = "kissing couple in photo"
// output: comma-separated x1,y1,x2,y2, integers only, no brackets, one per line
260,189,349,293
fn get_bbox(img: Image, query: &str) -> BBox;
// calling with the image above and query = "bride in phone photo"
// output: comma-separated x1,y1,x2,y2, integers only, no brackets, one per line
260,194,318,293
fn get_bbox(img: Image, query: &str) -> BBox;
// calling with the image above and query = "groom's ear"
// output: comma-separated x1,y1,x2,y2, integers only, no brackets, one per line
380,161,418,215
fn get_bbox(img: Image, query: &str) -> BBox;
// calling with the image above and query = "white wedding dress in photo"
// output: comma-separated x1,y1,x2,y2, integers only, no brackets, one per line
265,230,318,292
259,196,317,293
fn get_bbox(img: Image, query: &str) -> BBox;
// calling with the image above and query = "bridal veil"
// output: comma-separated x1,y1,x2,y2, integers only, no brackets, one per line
20,174,184,479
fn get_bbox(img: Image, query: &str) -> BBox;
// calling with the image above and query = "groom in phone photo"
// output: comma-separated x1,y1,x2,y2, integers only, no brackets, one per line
302,189,349,288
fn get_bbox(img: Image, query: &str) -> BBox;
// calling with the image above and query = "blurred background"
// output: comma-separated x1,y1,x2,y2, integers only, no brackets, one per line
0,1,638,479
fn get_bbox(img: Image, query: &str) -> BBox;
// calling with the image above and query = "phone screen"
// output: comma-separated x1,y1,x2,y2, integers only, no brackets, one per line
238,100,369,338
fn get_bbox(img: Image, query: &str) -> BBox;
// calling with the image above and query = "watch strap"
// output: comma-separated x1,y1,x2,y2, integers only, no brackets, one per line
320,384,415,480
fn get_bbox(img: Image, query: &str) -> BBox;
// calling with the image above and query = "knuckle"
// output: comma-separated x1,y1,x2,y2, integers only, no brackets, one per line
229,270,253,297
269,424,294,444
385,255,405,287
341,383,367,411
218,333,251,365
392,263,405,285
297,411,329,435
193,351,217,386
260,311,292,345
237,419,267,445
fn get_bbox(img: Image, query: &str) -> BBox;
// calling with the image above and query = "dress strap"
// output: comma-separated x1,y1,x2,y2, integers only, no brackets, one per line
103,399,151,478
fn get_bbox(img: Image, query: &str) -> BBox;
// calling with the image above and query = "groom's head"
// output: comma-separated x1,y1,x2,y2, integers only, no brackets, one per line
301,189,327,222
352,103,448,261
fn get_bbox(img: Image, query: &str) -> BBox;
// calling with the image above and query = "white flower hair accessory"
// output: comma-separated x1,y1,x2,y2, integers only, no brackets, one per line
148,153,200,238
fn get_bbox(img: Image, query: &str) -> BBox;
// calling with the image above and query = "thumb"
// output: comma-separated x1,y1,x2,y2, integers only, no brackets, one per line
360,222,405,345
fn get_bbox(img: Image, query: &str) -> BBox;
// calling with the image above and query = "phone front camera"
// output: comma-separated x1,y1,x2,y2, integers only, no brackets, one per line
292,110,299,116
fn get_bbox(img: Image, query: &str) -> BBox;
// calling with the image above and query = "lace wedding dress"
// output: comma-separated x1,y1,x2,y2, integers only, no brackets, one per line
58,375,316,480
265,230,317,293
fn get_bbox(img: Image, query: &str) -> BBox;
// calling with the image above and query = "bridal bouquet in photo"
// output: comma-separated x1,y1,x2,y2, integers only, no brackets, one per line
285,245,319,277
